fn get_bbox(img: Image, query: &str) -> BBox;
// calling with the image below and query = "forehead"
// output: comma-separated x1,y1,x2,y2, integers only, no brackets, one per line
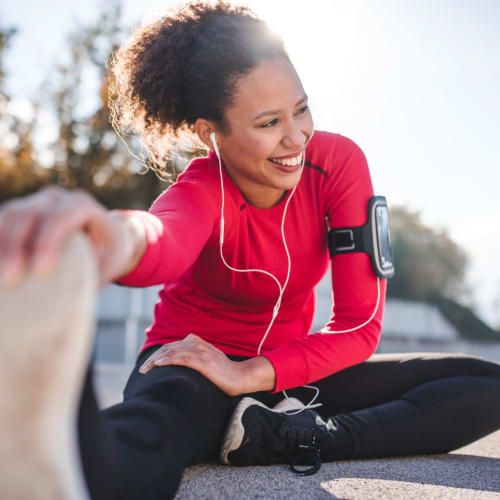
227,58,305,120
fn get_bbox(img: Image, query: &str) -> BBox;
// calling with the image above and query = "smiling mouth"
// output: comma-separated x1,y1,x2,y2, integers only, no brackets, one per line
268,152,303,167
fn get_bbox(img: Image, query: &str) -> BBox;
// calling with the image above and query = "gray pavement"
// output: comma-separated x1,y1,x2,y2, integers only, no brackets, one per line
93,363,500,500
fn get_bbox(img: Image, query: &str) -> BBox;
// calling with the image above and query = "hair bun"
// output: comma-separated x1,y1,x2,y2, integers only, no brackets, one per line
109,1,287,180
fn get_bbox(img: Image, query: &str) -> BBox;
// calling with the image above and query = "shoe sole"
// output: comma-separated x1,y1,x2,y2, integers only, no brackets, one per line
220,397,268,465
0,233,97,500
220,396,305,465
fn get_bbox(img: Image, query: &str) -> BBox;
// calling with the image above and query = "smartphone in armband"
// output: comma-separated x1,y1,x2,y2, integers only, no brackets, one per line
328,196,395,279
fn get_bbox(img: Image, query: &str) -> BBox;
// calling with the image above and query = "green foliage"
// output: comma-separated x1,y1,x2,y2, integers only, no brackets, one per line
40,2,173,209
388,205,470,304
0,3,207,209
0,25,49,201
0,25,16,88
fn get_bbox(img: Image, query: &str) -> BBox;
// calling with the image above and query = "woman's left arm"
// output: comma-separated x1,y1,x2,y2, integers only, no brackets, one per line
262,135,386,393
138,333,275,396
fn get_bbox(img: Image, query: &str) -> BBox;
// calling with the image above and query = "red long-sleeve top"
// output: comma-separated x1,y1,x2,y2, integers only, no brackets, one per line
115,131,386,393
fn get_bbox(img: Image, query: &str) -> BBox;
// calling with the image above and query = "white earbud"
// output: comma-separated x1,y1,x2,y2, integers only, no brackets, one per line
210,132,220,156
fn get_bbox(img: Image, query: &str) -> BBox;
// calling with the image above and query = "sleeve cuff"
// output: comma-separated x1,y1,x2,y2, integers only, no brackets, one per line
261,344,310,394
112,210,164,287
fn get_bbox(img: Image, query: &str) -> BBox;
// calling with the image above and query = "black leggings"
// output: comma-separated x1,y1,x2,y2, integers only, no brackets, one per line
78,349,500,500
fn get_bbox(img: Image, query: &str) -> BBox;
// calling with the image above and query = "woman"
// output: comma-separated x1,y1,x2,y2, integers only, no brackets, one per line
0,2,499,499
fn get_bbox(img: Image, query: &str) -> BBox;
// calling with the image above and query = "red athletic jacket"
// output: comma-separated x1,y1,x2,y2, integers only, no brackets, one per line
115,131,386,393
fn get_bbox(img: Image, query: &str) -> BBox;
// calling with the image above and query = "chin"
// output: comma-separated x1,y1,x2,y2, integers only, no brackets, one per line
276,167,304,188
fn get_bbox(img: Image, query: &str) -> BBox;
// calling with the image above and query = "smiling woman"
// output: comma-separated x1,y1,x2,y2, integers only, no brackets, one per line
1,1,500,499
195,57,314,208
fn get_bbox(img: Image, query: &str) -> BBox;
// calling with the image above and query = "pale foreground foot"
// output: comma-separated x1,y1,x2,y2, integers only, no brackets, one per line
0,233,97,500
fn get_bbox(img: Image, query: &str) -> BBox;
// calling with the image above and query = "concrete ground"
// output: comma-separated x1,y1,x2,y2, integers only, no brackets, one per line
93,363,500,500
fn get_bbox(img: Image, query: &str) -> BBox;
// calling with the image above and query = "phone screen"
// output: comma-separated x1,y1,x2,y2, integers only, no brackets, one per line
376,206,393,270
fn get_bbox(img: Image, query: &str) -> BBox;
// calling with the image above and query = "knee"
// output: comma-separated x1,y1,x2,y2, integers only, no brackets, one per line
450,353,500,379
106,399,175,451
131,364,227,407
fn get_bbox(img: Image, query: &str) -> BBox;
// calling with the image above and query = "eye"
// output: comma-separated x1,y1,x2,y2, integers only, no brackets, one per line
259,105,309,128
260,118,279,128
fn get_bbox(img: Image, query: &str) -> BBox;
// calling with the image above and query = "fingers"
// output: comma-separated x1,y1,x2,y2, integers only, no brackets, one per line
138,334,205,374
137,337,240,395
0,210,41,284
30,192,102,274
153,353,193,369
0,186,105,285
139,347,187,374
0,194,50,284
139,344,170,374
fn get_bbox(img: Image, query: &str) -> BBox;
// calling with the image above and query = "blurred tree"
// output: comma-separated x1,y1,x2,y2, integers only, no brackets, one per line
0,26,48,203
388,205,471,304
1,3,208,209
42,2,174,209
0,25,16,87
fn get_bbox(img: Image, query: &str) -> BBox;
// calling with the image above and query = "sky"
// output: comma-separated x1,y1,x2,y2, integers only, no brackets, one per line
2,0,499,325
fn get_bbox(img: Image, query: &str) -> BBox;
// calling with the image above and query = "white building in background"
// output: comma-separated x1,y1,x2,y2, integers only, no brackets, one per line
94,264,500,366
94,284,160,364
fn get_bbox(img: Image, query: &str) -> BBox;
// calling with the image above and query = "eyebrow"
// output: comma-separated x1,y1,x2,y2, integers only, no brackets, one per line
252,95,308,121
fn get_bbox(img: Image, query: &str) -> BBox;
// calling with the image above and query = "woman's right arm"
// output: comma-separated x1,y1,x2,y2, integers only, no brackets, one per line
0,186,147,288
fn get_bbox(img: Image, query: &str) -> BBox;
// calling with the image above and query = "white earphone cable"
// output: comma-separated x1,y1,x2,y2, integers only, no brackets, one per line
213,133,304,354
319,276,381,335
211,132,380,415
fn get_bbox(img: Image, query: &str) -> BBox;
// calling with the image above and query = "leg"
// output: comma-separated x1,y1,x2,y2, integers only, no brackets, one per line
302,353,500,458
308,352,500,458
0,233,100,500
310,352,500,415
222,352,500,468
0,232,242,500
97,347,242,500
328,373,500,458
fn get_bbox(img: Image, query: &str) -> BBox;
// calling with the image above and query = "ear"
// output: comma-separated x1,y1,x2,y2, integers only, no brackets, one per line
194,118,220,151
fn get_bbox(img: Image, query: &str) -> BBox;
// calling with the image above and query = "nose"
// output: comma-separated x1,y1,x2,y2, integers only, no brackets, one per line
282,120,307,150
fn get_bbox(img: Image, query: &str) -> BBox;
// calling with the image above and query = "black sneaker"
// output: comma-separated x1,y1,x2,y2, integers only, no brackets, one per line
220,397,338,476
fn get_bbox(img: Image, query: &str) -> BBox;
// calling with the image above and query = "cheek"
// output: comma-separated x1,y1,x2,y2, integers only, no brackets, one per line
255,145,273,162
304,111,315,136
240,135,272,162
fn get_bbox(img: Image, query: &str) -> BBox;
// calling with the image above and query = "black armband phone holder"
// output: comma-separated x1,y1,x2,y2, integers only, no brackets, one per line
328,196,395,279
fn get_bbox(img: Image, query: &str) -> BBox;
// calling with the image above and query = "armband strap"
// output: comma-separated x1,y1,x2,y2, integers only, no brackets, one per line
328,227,365,256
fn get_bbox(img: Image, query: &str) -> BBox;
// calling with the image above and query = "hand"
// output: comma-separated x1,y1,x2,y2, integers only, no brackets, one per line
0,186,139,288
139,333,248,396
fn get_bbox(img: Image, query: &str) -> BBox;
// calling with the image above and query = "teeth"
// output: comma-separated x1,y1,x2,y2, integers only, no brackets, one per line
269,153,303,166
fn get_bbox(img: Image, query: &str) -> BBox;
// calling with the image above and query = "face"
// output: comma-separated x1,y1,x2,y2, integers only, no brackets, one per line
215,58,314,208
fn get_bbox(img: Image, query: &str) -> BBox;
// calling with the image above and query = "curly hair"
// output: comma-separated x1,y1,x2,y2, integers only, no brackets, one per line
108,0,289,180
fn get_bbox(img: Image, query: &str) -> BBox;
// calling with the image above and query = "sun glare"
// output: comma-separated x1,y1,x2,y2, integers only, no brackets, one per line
245,0,366,131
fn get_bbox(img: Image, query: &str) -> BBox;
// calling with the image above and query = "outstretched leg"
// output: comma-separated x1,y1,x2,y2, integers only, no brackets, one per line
0,231,247,500
0,233,100,500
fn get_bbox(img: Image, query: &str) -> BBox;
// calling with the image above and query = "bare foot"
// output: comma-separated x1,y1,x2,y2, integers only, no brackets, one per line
0,232,97,500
